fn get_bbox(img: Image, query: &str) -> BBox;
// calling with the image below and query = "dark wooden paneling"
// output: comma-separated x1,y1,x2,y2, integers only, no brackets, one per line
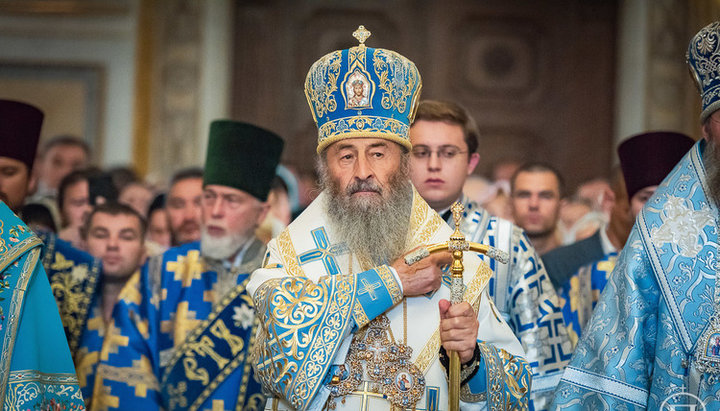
231,0,617,190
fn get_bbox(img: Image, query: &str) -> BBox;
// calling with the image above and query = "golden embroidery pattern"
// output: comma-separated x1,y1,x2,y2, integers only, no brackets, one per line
253,273,356,409
317,116,408,143
160,276,257,411
43,233,101,358
5,370,82,410
277,229,305,277
500,348,531,407
373,48,420,116
375,265,402,305
0,240,42,405
304,51,342,121
407,187,443,247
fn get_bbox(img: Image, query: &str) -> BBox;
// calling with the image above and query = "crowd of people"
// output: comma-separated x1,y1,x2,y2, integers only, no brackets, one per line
1,21,719,411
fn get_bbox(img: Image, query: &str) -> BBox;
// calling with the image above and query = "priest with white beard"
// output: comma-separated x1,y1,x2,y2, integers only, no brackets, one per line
92,120,283,410
248,26,531,411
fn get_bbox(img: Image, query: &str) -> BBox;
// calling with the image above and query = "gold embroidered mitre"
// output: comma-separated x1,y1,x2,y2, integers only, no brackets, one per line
304,25,422,153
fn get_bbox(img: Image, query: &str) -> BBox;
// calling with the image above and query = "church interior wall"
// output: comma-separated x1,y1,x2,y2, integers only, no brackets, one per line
0,0,718,190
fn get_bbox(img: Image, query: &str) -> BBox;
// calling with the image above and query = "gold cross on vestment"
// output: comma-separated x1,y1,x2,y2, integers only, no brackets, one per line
160,301,200,344
211,399,226,411
166,250,204,288
358,278,381,301
353,25,371,46
353,381,385,411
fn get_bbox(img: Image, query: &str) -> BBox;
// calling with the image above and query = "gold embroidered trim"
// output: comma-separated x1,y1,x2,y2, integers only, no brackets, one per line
352,302,370,328
407,187,443,247
304,50,342,123
460,384,487,402
48,251,101,357
160,277,251,384
289,275,355,408
252,274,356,410
277,229,305,277
373,48,421,116
0,244,41,405
235,317,262,411
499,348,531,405
478,342,504,409
316,119,412,154
5,370,81,409
0,234,40,274
376,265,402,304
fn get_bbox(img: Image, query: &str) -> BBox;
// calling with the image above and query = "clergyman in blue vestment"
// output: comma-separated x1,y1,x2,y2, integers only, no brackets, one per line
92,120,284,410
0,98,85,409
553,21,720,409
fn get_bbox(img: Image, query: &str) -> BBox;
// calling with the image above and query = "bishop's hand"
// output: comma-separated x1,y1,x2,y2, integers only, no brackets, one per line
439,299,479,363
392,248,452,297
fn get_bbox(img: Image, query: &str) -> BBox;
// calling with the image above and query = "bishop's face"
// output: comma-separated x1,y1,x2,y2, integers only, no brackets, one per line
321,137,413,265
323,138,405,209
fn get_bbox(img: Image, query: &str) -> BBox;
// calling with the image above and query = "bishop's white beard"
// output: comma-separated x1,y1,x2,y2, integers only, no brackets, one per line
319,156,413,266
200,227,250,261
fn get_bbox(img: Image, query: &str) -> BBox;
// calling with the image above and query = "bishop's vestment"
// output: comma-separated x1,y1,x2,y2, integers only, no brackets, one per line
0,202,85,409
39,231,102,359
248,189,532,411
553,140,720,409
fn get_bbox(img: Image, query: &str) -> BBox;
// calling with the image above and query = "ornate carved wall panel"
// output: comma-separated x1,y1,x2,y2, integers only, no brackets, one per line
643,0,720,140
232,0,618,191
145,0,203,178
645,0,694,135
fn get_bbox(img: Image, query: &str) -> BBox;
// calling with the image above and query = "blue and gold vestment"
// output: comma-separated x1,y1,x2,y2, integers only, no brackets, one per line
557,251,617,347
248,188,532,411
553,140,720,409
451,196,572,410
72,269,143,406
38,231,102,360
91,239,266,411
0,201,85,409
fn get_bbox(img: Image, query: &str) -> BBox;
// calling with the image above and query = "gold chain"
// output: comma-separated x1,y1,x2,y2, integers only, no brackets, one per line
403,298,407,345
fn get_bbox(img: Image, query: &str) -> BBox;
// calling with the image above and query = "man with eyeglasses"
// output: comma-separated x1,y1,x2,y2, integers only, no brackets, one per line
92,120,283,410
409,100,572,409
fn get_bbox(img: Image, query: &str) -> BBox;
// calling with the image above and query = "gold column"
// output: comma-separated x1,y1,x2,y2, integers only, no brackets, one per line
132,0,153,177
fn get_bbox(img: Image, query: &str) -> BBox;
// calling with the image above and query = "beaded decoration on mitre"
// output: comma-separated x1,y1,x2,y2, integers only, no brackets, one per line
304,25,422,153
687,21,720,123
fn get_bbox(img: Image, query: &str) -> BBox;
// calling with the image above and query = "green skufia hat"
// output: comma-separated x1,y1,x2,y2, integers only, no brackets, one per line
203,120,284,201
